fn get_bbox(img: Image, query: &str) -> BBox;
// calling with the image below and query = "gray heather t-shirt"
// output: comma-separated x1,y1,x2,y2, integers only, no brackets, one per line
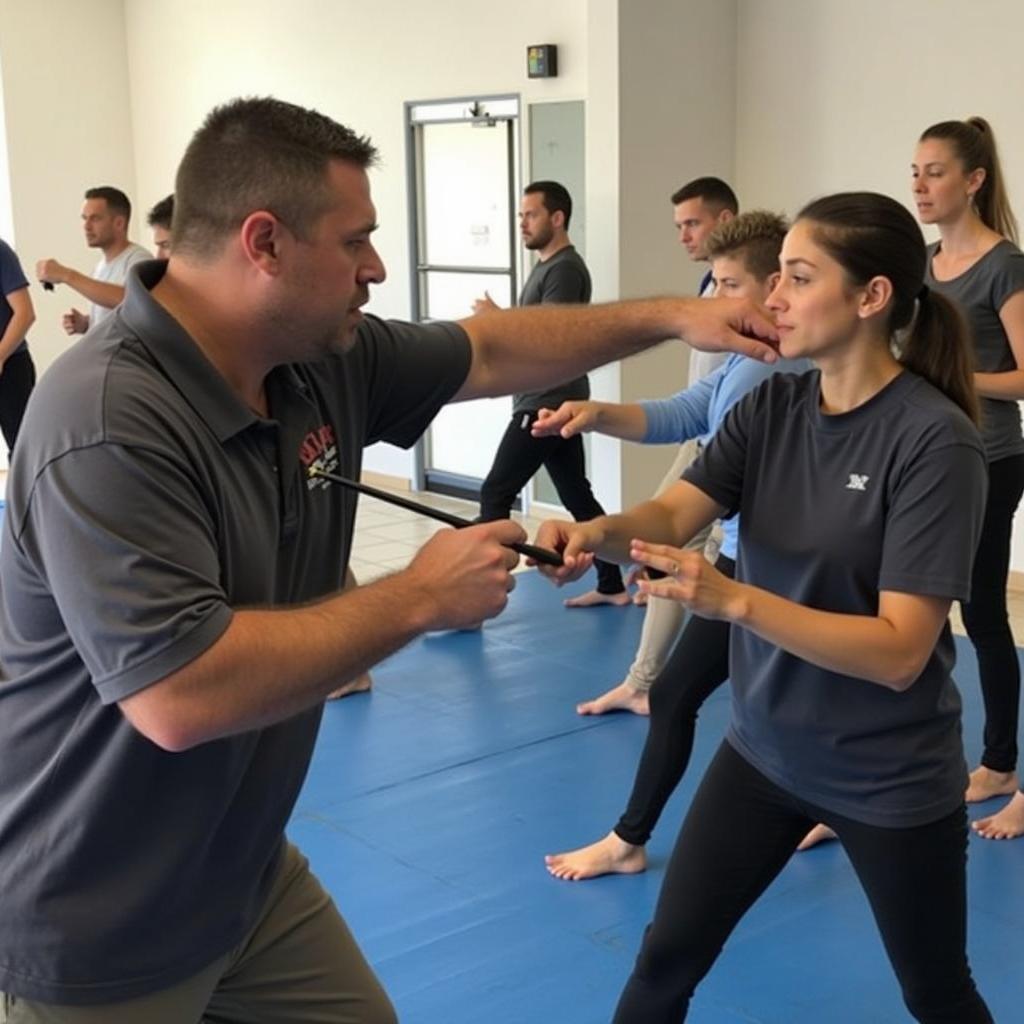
512,245,592,414
0,260,471,1004
926,238,1024,462
685,370,986,827
89,241,150,328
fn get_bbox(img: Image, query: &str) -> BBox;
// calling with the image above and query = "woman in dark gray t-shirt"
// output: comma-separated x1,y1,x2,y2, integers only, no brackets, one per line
536,193,992,1023
913,117,1024,841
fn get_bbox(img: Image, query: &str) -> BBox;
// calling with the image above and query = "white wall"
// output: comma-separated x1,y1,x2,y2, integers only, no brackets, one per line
735,0,1024,569
0,0,138,376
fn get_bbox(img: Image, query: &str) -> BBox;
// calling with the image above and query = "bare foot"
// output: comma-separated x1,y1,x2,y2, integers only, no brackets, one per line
965,765,1020,803
576,681,649,716
796,823,837,851
327,670,372,701
972,790,1024,840
564,589,632,608
545,831,647,881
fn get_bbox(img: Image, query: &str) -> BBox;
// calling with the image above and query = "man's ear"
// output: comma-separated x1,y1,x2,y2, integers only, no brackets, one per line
239,211,286,275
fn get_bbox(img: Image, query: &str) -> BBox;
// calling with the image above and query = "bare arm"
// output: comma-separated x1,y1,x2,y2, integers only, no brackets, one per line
633,541,950,691
37,258,125,310
532,399,649,441
454,297,778,402
119,521,524,751
532,480,724,582
0,287,35,363
975,291,1024,399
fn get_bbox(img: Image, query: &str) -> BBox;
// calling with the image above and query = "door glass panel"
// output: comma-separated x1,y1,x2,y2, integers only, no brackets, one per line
422,122,510,269
424,271,511,321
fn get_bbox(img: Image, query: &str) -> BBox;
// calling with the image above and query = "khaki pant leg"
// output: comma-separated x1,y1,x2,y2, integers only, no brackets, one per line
2,844,393,1024
624,441,715,692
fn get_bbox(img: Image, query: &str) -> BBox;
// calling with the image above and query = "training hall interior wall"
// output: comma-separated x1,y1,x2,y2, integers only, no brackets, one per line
4,0,1024,568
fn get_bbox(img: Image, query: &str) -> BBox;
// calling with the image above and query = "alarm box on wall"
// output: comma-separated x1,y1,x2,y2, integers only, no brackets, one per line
527,45,558,78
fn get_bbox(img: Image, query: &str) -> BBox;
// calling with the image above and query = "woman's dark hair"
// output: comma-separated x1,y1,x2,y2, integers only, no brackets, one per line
920,116,1018,244
798,192,978,425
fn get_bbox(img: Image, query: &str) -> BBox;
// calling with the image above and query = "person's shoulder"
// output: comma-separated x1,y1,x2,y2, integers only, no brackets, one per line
900,373,983,451
18,322,147,463
747,364,818,403
352,313,468,348
123,243,152,264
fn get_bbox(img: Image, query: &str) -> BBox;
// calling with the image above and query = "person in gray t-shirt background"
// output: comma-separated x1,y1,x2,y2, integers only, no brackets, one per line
535,192,992,1023
914,116,1024,841
473,180,626,607
36,186,150,335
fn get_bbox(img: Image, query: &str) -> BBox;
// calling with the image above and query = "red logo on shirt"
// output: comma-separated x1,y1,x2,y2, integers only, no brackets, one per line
300,424,340,489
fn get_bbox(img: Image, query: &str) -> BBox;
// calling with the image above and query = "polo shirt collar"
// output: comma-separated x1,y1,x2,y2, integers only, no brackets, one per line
119,260,281,443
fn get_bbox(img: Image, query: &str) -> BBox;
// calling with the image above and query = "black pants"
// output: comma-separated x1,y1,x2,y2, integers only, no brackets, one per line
0,347,36,456
613,742,991,1024
615,554,734,845
478,411,624,594
961,452,1024,773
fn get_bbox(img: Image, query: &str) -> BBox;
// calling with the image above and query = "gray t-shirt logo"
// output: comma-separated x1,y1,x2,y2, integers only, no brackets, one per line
845,473,870,491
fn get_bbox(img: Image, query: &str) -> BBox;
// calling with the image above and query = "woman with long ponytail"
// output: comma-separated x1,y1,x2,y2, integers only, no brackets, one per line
533,192,992,1022
914,117,1024,840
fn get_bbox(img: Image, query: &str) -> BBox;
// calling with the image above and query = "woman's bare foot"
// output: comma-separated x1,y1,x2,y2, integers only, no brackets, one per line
576,681,649,716
564,588,632,608
972,790,1024,840
327,670,372,700
965,765,1019,803
545,831,647,881
796,823,837,851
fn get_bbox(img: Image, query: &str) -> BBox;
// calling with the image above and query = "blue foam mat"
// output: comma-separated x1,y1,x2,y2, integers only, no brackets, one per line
291,571,1024,1023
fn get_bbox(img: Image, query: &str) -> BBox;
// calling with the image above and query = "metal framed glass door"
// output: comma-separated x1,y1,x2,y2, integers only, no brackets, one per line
407,95,520,500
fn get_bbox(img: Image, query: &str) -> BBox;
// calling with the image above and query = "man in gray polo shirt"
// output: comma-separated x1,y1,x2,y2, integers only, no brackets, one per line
0,97,777,1023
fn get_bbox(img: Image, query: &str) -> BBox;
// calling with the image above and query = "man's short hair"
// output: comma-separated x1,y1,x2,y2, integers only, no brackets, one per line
147,194,174,230
84,186,131,222
173,96,378,260
670,176,739,215
524,180,573,230
705,210,789,281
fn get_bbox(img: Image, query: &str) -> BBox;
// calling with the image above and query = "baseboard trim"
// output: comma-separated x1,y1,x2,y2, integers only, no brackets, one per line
361,470,411,492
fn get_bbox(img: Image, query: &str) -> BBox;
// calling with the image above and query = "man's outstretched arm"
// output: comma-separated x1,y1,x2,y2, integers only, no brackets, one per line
454,296,778,402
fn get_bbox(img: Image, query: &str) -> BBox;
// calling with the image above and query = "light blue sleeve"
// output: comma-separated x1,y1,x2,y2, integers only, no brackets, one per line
639,359,733,444
707,356,814,435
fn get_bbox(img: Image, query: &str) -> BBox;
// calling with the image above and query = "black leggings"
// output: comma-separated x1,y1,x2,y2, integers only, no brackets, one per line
0,347,36,456
614,554,734,846
961,452,1024,773
478,411,624,594
613,742,991,1024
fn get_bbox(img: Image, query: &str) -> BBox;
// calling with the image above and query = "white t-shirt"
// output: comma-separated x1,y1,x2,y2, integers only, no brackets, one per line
90,243,150,328
688,269,728,385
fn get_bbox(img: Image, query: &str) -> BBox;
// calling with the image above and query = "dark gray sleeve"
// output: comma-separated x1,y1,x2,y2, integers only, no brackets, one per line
989,246,1024,310
16,443,233,705
539,261,589,304
359,318,473,448
878,443,987,600
681,390,755,517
